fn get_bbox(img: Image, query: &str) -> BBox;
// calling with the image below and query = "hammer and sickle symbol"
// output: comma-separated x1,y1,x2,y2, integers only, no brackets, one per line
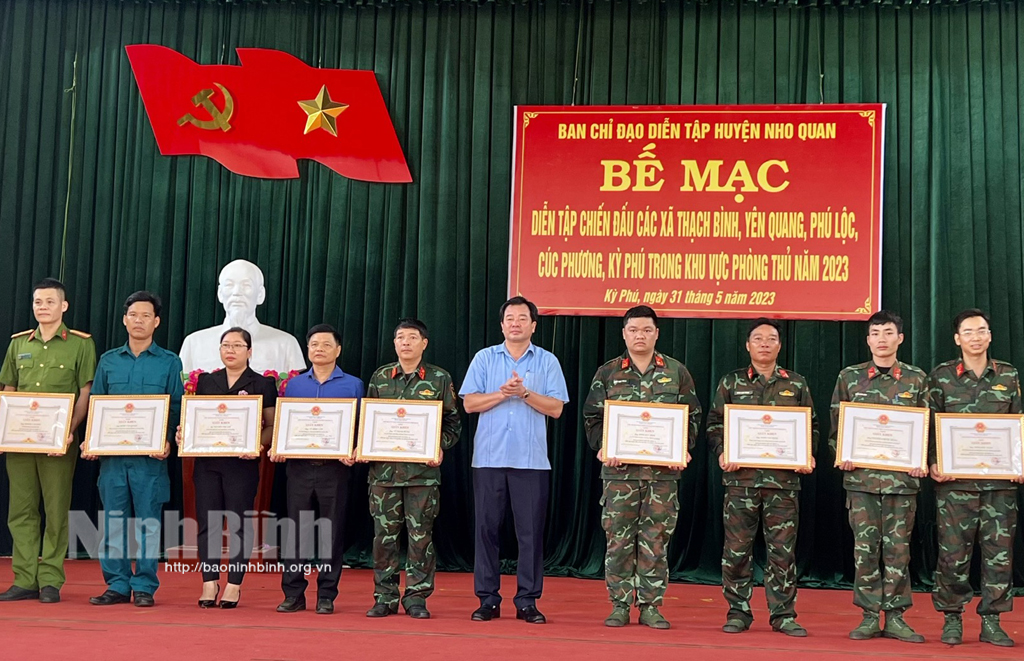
177,83,234,131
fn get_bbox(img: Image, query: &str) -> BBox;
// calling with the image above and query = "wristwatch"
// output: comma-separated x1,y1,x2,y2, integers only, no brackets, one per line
523,390,531,400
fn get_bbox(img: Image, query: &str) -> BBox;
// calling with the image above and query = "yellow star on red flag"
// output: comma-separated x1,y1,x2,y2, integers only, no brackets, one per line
298,85,348,136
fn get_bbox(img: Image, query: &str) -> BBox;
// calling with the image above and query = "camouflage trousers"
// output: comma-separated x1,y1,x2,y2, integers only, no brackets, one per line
600,479,679,607
369,484,440,609
722,487,799,626
846,491,917,614
932,488,1018,615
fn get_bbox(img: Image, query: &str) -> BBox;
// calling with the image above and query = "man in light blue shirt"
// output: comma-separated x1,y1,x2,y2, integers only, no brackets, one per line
460,296,568,625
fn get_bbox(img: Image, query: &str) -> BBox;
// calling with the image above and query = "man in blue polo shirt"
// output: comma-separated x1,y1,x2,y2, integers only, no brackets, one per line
272,323,363,615
460,296,569,625
85,291,184,608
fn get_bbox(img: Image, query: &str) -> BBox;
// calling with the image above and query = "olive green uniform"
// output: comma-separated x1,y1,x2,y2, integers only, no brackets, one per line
0,323,96,590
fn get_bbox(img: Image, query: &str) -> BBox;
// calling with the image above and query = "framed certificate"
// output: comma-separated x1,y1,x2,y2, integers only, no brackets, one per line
271,398,358,459
356,399,443,463
935,413,1024,480
601,400,689,468
836,402,929,473
723,405,812,470
83,395,171,456
0,392,76,454
179,395,263,457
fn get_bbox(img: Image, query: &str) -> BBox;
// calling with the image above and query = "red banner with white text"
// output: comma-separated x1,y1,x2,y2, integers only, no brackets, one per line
508,105,885,319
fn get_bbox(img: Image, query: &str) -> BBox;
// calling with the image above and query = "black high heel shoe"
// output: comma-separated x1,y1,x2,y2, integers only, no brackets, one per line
219,587,241,609
198,583,220,609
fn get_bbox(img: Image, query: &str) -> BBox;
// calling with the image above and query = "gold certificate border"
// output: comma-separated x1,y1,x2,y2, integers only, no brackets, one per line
835,401,929,473
355,398,443,464
270,397,358,460
722,404,813,470
0,391,76,454
934,412,1024,480
83,394,171,456
601,399,690,468
179,394,264,457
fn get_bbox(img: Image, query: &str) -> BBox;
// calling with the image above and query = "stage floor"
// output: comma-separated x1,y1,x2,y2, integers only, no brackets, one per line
0,559,1020,660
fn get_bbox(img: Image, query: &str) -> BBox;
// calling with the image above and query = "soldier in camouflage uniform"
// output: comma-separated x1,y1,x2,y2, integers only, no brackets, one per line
364,319,461,619
928,308,1024,648
582,306,701,630
829,310,930,643
707,318,817,637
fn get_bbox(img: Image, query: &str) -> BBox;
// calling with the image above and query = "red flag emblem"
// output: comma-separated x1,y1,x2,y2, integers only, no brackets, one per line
125,45,411,182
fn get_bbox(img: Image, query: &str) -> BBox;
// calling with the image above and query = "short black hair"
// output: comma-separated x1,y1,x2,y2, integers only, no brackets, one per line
306,323,342,346
500,296,538,324
220,326,252,347
394,318,429,340
746,317,782,339
623,305,659,328
123,291,162,318
867,310,903,334
32,277,66,299
953,308,991,334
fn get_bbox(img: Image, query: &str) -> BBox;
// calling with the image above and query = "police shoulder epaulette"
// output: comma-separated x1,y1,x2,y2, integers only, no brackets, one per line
69,329,92,338
10,329,32,339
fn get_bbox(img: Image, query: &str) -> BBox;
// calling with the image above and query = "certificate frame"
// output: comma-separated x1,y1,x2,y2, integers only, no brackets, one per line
601,400,689,468
836,401,929,473
934,413,1024,480
356,398,443,464
179,395,264,457
270,398,358,460
722,404,813,470
83,395,171,456
0,392,76,454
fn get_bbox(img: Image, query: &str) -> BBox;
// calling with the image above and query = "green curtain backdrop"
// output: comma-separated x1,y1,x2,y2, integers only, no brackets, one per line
0,0,1022,593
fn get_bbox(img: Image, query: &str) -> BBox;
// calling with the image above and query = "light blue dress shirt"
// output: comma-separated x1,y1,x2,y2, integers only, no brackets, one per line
459,342,569,470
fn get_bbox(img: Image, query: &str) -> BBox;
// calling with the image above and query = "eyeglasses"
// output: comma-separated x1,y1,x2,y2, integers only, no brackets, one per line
625,328,656,336
749,336,780,345
959,329,991,339
220,343,249,351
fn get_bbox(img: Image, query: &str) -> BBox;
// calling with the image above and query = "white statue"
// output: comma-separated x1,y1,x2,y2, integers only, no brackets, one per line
179,259,306,375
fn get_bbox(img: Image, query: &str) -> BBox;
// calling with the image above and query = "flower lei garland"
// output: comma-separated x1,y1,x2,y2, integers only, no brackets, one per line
182,368,302,396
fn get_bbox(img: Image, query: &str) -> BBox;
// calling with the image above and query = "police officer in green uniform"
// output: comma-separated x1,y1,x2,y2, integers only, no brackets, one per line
0,278,96,603
583,305,701,630
928,308,1024,648
707,318,817,638
363,318,461,619
829,310,929,643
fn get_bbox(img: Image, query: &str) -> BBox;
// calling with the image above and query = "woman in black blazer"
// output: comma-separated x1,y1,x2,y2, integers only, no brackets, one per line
177,327,277,608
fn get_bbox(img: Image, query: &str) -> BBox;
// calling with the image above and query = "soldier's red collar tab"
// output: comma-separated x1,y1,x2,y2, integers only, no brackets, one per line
28,329,37,342
892,366,902,381
654,354,665,368
418,366,426,380
956,362,965,378
392,364,426,379
621,357,630,370
778,368,789,379
61,329,67,341
867,365,877,379
390,366,399,379
747,366,755,380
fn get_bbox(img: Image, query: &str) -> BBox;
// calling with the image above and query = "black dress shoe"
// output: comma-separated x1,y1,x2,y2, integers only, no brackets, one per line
406,604,431,619
219,589,241,609
0,586,39,602
517,605,547,624
315,598,334,615
39,586,61,604
366,603,398,617
89,590,131,606
133,592,154,608
471,604,500,621
277,597,306,613
198,584,220,609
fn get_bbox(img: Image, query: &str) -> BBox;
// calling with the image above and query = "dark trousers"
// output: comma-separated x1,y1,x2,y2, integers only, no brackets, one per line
193,457,260,585
281,460,351,601
473,467,549,609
